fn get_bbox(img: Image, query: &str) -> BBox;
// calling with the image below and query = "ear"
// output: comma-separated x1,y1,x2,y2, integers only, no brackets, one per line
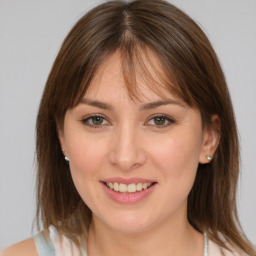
56,122,67,155
199,115,220,164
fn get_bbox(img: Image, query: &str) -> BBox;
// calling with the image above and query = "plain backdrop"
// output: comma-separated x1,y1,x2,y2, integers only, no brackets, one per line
0,0,255,249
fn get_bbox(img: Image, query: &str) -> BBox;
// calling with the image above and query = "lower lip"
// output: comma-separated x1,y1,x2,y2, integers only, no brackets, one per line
101,182,156,204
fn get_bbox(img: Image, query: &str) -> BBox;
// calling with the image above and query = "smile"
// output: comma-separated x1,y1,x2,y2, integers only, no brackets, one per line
101,178,157,204
105,182,153,193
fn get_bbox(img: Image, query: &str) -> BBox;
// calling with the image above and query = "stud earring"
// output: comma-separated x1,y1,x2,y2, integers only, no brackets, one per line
62,149,70,162
206,155,212,161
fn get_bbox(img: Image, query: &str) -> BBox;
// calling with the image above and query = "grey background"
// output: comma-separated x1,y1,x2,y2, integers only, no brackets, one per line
0,0,255,249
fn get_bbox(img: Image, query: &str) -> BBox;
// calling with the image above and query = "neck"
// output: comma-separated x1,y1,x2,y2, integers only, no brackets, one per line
87,213,203,256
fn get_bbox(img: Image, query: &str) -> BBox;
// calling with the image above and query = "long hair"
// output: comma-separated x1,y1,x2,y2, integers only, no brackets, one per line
36,0,255,254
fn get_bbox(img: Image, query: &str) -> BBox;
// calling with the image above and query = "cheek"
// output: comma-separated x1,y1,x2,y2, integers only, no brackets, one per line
65,134,108,202
66,140,106,216
149,135,201,216
146,130,202,192
67,134,107,174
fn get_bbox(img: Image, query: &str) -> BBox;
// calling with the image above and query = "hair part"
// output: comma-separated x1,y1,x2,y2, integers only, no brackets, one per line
36,0,255,254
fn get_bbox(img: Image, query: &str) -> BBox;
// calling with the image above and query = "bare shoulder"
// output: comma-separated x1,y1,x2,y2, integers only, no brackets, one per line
1,238,38,256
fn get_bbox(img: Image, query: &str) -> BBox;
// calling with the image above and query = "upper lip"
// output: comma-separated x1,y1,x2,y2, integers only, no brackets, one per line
101,177,156,184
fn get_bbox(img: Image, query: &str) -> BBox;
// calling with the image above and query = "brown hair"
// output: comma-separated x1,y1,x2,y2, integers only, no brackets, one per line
36,0,255,254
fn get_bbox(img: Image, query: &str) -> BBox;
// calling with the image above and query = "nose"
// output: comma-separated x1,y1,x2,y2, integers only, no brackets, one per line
108,124,146,171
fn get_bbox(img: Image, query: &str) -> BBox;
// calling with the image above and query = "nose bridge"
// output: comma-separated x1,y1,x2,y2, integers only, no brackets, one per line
109,122,145,170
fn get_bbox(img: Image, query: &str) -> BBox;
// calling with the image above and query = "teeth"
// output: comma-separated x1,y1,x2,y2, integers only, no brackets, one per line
119,183,127,193
137,183,142,191
128,183,136,193
106,182,153,193
142,183,148,190
109,182,114,189
113,182,119,191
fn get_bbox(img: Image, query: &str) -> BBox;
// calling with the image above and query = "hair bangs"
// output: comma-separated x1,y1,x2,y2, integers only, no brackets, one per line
72,40,197,111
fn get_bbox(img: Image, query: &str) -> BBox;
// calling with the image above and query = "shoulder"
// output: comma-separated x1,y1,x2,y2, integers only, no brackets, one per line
1,238,38,256
1,226,85,256
209,239,250,256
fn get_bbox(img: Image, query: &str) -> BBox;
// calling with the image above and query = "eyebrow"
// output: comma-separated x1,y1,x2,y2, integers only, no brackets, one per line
139,99,184,110
80,98,184,111
80,99,113,110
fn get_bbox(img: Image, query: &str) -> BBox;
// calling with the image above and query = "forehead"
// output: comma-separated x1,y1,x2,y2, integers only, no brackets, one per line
84,50,184,104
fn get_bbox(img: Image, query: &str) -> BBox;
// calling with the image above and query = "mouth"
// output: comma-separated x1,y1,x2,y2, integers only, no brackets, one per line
103,182,156,193
101,178,157,204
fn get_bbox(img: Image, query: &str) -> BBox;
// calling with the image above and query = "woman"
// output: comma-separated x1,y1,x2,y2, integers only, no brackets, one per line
3,0,255,255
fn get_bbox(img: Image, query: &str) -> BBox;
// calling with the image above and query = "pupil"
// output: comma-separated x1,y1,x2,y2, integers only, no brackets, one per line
92,116,103,125
154,117,165,125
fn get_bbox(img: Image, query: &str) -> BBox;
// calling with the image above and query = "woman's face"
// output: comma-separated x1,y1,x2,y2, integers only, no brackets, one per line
59,51,217,234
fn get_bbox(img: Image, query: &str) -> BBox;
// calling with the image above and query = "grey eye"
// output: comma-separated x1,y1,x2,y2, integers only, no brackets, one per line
147,115,175,128
153,117,167,125
82,115,108,128
90,116,104,125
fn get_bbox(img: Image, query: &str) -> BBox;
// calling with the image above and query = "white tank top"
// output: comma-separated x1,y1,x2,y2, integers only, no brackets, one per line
33,225,246,256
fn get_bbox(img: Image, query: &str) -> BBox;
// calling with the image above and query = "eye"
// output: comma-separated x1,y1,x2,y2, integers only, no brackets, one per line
81,115,109,128
146,115,175,128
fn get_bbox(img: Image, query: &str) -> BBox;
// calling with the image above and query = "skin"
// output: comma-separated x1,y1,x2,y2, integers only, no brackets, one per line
1,238,37,256
3,51,219,256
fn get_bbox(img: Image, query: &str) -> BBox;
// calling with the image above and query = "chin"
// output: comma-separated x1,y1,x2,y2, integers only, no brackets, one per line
100,210,156,234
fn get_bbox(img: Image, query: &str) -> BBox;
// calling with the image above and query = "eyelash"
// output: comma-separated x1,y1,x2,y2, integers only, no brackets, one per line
81,115,109,129
146,114,175,128
81,114,175,129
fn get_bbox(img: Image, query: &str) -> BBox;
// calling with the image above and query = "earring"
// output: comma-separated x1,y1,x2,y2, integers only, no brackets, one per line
62,149,70,162
206,155,212,161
